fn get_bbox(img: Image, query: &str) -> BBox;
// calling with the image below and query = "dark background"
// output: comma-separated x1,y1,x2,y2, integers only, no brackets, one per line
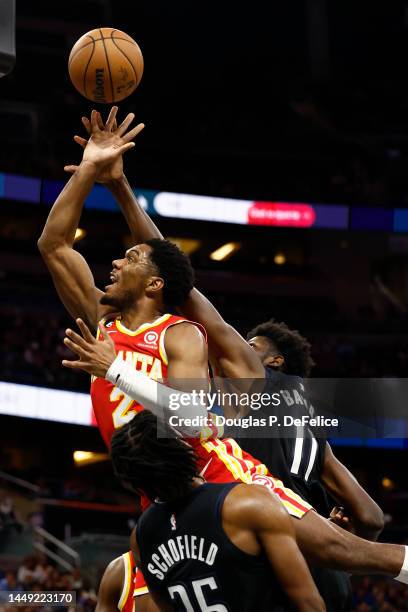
0,2,408,608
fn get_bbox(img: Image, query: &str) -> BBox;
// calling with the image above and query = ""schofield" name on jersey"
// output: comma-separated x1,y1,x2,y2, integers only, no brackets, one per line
147,535,219,580
116,350,163,380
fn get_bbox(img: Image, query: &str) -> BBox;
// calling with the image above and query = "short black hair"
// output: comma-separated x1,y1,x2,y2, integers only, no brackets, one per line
247,319,315,377
145,239,194,309
110,411,199,503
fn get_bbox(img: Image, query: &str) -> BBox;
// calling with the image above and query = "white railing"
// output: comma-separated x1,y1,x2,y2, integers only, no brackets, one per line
34,526,80,571
0,470,42,494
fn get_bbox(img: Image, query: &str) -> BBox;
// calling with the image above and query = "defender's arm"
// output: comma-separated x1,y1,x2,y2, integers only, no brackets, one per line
322,443,384,541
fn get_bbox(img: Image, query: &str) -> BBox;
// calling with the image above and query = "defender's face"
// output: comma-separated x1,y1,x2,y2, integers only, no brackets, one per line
247,335,284,370
101,244,156,308
247,335,272,364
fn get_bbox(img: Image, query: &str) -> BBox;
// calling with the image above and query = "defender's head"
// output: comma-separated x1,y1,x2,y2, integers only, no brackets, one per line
247,319,315,377
111,411,199,503
101,239,194,311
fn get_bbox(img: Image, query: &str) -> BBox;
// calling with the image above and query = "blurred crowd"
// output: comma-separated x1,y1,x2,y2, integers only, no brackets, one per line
0,311,80,391
352,576,408,611
0,554,96,611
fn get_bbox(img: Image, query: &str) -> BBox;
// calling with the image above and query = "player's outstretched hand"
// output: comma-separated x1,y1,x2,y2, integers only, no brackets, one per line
64,106,144,183
62,318,117,378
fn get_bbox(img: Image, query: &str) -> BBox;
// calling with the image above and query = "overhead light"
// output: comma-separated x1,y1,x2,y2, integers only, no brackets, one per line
274,252,286,265
166,237,201,255
74,228,87,242
210,242,241,262
382,477,395,490
73,451,108,466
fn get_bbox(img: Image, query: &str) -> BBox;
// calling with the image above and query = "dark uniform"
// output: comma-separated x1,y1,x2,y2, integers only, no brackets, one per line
228,368,352,612
137,482,289,611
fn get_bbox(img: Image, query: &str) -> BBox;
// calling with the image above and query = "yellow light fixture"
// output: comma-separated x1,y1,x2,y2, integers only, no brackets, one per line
166,237,201,255
210,242,241,262
73,451,108,467
381,477,394,490
274,252,286,265
74,228,87,242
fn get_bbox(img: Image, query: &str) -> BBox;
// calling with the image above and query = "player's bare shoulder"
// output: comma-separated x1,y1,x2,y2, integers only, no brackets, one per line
164,321,207,358
96,556,123,611
223,482,289,529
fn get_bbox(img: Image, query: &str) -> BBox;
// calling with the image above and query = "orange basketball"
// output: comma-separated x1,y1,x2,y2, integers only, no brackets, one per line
68,27,144,103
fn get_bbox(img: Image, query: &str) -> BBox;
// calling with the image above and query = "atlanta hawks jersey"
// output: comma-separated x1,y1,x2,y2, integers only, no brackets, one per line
90,313,205,448
118,551,149,612
89,314,311,518
137,483,288,611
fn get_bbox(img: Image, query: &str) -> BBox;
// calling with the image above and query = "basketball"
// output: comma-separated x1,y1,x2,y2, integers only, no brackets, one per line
68,27,144,103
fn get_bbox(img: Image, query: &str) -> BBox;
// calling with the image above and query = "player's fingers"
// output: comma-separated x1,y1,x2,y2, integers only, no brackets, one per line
74,135,88,149
63,165,78,174
121,123,145,143
81,116,91,134
105,106,118,131
62,359,86,370
76,318,96,343
96,111,105,130
90,109,101,132
118,142,136,155
63,335,88,354
116,112,135,136
65,328,90,350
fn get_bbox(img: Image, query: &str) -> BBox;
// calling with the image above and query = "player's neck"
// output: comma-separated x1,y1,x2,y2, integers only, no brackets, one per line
120,302,165,331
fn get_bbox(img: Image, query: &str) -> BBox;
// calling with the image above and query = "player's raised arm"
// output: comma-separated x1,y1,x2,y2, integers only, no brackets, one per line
74,121,264,379
224,485,326,612
322,442,384,541
38,107,144,330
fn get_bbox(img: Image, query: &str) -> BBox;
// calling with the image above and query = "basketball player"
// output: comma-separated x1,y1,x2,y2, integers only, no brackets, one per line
96,552,154,612
46,107,408,584
39,107,316,529
63,313,408,588
112,411,326,612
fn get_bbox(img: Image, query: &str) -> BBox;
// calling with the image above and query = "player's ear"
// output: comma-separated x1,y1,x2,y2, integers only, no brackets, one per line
145,275,164,297
264,353,285,369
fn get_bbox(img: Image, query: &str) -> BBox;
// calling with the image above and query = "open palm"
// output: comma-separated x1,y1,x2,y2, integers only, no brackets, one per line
65,107,144,183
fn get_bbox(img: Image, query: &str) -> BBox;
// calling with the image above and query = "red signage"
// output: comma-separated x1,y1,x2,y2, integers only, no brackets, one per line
248,202,316,227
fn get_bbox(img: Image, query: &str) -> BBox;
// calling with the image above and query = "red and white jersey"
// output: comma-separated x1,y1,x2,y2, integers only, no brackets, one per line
118,551,148,611
90,313,206,448
90,314,311,519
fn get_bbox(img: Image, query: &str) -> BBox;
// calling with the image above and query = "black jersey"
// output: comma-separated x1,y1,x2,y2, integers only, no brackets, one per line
231,368,327,506
229,370,352,612
137,482,288,611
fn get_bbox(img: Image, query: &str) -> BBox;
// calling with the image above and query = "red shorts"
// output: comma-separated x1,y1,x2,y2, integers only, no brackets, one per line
198,437,312,519
141,437,312,519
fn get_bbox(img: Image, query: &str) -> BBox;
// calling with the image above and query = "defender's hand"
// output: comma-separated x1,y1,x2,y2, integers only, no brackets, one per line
62,318,117,378
64,107,144,182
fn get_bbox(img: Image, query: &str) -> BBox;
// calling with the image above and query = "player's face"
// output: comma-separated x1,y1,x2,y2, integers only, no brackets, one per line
247,336,271,363
101,244,158,308
248,335,283,369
